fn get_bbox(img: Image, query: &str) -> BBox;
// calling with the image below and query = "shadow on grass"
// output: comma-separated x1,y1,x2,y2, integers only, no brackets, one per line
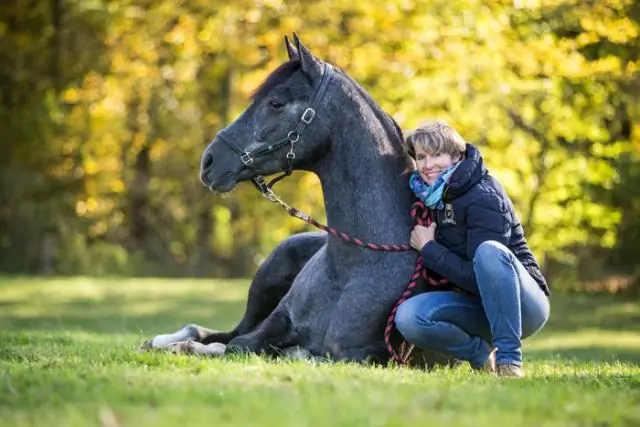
0,293,247,336
527,347,640,364
541,293,640,333
523,293,640,364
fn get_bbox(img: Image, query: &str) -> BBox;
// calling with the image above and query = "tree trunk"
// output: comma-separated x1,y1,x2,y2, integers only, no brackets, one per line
130,144,150,250
192,54,233,276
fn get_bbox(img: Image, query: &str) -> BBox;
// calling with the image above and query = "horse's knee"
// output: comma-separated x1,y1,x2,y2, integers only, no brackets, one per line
227,335,257,354
229,309,294,355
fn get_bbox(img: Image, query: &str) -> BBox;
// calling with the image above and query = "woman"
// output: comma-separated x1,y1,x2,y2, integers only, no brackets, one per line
395,120,550,378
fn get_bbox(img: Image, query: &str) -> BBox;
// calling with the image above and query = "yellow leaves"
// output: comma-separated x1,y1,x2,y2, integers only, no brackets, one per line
245,9,262,24
62,88,79,104
264,0,285,8
165,27,185,45
76,198,99,217
580,15,638,44
84,158,99,176
576,31,600,48
351,44,384,75
624,60,638,78
149,138,169,162
108,179,125,194
633,123,640,153
279,16,302,34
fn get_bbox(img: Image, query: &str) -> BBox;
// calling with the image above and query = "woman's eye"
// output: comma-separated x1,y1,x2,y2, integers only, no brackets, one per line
269,99,285,109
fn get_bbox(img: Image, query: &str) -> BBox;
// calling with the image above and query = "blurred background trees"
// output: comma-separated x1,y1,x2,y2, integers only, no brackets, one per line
1,0,638,292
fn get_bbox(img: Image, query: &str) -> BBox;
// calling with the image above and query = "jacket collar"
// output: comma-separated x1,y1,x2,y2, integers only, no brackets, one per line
446,143,487,199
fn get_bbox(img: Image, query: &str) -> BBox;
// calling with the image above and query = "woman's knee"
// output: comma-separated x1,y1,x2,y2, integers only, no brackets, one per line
473,241,510,264
395,293,453,339
473,240,513,283
394,298,422,338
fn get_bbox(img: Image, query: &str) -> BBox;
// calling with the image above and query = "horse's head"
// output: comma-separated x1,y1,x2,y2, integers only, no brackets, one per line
200,34,334,192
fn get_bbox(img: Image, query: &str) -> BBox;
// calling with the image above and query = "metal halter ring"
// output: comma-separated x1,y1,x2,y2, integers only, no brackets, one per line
287,131,300,143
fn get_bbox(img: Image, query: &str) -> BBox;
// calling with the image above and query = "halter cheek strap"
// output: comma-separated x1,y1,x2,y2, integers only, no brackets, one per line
216,63,334,195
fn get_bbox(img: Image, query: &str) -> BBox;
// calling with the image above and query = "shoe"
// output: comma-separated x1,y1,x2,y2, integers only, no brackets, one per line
472,347,496,374
496,363,525,378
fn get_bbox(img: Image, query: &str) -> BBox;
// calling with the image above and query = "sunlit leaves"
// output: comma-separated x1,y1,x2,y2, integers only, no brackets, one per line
1,0,638,280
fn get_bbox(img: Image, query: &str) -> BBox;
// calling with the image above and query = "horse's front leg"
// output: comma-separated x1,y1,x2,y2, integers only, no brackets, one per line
226,306,295,356
199,232,323,345
140,231,326,352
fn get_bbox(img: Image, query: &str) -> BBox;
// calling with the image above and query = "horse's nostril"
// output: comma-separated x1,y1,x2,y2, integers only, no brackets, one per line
202,153,213,171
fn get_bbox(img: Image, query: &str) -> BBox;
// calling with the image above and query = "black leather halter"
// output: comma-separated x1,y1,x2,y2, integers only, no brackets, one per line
215,63,334,194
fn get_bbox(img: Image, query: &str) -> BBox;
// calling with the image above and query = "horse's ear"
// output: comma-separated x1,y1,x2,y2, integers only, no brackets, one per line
293,33,322,80
284,35,299,60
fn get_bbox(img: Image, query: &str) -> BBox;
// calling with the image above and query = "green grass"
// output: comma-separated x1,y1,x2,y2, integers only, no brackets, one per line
0,277,639,427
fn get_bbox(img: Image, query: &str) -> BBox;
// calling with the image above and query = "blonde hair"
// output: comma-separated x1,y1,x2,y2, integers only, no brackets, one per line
406,120,466,157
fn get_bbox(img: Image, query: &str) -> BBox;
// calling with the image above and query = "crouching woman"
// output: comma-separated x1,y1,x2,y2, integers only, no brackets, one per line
395,121,550,378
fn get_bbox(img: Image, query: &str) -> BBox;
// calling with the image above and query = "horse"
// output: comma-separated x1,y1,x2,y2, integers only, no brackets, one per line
143,34,455,368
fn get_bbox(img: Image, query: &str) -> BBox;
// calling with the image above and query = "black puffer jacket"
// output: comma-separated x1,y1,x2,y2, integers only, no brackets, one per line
420,144,550,296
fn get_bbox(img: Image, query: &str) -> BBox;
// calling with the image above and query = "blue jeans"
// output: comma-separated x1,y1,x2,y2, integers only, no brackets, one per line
395,241,550,367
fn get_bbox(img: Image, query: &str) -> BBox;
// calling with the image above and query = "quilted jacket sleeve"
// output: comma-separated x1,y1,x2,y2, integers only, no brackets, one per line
419,191,512,294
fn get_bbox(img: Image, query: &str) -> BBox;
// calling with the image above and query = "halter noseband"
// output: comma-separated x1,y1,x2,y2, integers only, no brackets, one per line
215,62,334,195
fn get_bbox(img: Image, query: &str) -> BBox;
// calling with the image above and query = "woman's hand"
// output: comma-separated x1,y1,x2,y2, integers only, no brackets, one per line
410,223,437,251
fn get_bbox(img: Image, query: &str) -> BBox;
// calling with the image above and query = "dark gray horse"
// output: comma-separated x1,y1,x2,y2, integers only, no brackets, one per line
143,35,452,367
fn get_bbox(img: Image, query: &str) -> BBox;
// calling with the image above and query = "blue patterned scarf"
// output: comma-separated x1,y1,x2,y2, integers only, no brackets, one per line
409,163,460,210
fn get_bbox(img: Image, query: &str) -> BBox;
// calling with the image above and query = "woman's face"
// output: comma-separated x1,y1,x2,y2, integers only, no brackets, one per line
414,145,460,185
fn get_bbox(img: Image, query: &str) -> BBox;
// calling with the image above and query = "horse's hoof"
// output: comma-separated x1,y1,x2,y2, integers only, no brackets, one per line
170,340,195,355
138,339,154,352
199,342,227,357
284,346,312,360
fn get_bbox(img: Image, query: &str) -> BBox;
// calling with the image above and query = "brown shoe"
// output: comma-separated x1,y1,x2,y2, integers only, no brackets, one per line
496,363,525,378
472,347,497,374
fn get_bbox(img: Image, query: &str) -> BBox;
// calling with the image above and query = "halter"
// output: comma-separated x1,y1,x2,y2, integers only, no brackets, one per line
216,62,334,194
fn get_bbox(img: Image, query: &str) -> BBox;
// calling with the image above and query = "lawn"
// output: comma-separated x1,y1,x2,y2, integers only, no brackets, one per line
0,276,639,427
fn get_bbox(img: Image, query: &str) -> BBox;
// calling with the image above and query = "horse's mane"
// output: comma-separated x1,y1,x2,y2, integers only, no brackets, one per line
338,69,410,157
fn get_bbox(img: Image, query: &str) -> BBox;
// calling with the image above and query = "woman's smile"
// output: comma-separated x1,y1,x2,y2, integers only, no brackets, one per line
414,145,460,185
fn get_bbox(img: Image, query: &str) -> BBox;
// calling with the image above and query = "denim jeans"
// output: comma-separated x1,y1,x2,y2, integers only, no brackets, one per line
395,240,550,367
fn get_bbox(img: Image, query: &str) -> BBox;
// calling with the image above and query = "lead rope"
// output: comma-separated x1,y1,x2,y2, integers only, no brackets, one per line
261,188,448,364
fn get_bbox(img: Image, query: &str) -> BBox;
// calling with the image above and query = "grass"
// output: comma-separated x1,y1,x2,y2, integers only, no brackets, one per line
0,276,639,427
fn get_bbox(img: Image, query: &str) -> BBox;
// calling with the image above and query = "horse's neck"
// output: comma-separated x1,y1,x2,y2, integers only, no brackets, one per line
315,129,414,249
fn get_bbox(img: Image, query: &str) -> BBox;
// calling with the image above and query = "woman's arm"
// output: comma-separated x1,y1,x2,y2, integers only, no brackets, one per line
419,192,512,294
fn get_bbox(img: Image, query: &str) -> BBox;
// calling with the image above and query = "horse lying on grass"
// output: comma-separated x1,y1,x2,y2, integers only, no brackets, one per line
142,34,456,369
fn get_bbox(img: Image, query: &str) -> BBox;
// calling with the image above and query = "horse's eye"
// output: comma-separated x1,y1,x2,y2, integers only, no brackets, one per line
269,99,285,109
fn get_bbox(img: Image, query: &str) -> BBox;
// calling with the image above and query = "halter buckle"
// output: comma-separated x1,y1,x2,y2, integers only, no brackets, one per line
241,152,254,165
301,108,316,124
